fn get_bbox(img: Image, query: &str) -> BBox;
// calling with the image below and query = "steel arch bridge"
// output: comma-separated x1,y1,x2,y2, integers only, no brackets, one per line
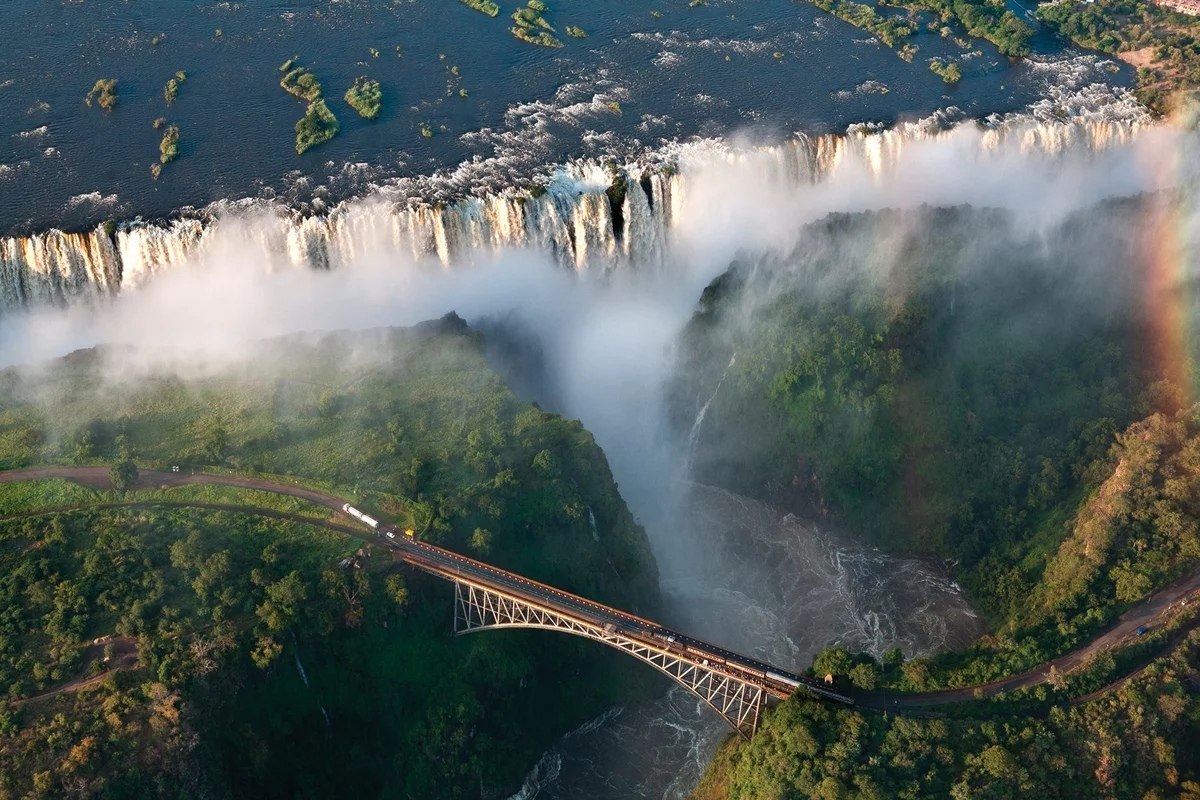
453,578,770,737
340,504,855,739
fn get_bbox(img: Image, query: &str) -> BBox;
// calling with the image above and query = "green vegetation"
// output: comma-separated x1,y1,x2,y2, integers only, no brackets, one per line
930,57,963,82
694,631,1200,799
890,0,1033,56
566,25,588,37
1037,0,1200,113
277,61,340,153
682,193,1200,800
294,100,339,154
163,72,187,105
798,0,1032,61
110,458,138,491
511,0,564,47
83,79,117,112
674,202,1191,661
280,65,323,102
461,0,502,16
344,76,382,120
811,0,918,48
0,321,658,797
158,125,180,164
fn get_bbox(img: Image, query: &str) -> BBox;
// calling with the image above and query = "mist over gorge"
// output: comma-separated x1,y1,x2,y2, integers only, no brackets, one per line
4,42,1200,793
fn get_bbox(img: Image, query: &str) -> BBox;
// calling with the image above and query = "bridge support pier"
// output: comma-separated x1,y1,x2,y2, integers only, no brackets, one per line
452,579,766,738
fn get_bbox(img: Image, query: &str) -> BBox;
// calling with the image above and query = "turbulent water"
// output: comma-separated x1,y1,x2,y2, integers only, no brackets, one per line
0,0,1130,233
0,84,1151,321
3,83,1196,798
512,484,982,800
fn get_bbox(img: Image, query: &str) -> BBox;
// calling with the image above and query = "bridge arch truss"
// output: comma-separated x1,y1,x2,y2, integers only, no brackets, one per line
453,578,766,738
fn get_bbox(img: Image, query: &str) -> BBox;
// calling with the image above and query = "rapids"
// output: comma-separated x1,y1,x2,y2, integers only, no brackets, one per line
0,89,1150,320
3,86,1195,799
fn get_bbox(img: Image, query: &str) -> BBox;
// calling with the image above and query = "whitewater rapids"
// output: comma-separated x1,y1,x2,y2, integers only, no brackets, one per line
0,85,1162,321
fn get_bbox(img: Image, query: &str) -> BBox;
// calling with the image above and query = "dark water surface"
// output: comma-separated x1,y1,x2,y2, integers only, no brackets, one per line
0,0,1128,235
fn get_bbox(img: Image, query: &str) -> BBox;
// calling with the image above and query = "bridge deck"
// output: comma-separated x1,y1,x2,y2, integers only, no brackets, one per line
383,527,852,705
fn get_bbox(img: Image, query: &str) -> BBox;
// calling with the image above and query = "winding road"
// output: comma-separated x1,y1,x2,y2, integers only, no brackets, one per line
2,465,1197,712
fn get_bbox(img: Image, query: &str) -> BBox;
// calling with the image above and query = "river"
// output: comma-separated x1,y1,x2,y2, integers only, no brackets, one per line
0,3,1182,793
0,0,1129,234
507,483,983,799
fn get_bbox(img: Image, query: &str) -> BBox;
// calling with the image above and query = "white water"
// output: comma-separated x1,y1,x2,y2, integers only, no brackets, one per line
512,484,983,800
2,88,1195,799
0,88,1162,324
293,648,332,735
683,354,735,476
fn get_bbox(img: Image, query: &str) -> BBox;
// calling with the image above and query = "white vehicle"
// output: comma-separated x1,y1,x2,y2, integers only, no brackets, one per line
765,670,803,688
341,504,380,529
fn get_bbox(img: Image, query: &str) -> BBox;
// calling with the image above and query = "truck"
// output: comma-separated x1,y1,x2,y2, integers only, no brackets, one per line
341,504,380,530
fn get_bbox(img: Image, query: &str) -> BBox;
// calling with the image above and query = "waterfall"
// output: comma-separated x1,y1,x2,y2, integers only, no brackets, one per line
293,646,333,734
684,354,736,476
0,110,1153,320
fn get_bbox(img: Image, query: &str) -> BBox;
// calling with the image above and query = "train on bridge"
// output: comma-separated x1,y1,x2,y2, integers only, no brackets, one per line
339,503,854,727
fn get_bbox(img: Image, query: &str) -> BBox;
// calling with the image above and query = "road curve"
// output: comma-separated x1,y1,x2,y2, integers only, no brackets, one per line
2,466,1197,712
0,465,348,510
857,568,1200,709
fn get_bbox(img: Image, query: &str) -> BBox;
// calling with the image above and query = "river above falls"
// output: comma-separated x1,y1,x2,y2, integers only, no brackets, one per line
0,0,1129,235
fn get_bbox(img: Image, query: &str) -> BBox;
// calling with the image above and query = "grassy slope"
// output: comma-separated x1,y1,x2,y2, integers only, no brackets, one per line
692,628,1200,800
675,205,1200,796
0,318,659,798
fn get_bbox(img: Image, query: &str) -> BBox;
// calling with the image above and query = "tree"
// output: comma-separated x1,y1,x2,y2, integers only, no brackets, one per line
72,429,96,464
532,449,557,477
251,636,283,669
110,459,138,492
470,527,493,555
812,646,854,682
256,571,308,632
196,415,228,463
849,662,881,691
385,574,409,609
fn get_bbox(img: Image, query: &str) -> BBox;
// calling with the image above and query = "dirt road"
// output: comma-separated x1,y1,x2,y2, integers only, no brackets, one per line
860,570,1200,709
3,465,1197,712
0,465,347,510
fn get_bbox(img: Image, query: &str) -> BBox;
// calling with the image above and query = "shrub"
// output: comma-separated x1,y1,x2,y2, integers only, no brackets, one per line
512,26,563,47
294,99,339,154
460,0,501,16
110,459,138,491
566,25,587,37
281,67,322,102
84,79,118,111
159,125,180,164
344,77,382,120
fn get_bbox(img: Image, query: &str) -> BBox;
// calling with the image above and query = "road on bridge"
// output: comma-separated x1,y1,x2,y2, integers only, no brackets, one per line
2,465,1197,714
